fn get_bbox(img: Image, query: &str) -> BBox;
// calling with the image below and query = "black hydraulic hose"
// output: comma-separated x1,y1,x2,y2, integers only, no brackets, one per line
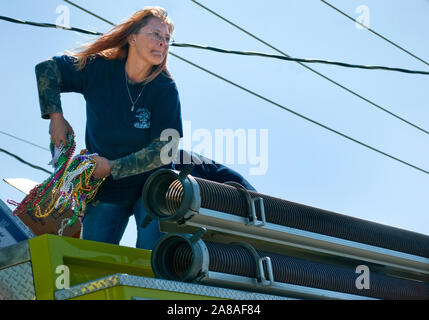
151,235,429,300
196,178,429,258
143,170,429,258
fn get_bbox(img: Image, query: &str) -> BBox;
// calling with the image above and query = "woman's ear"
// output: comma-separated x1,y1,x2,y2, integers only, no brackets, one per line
128,34,137,47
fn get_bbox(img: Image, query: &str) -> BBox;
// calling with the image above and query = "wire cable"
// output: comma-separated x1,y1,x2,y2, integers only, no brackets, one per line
63,0,116,26
172,43,429,75
0,15,102,36
190,0,429,135
63,0,115,26
0,130,49,152
1,15,428,76
0,147,52,175
320,0,429,67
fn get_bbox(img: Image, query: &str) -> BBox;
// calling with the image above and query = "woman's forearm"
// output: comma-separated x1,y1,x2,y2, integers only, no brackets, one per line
35,59,63,119
108,136,180,180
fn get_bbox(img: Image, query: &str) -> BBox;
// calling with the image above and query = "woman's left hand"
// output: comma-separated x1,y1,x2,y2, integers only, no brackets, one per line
92,155,111,179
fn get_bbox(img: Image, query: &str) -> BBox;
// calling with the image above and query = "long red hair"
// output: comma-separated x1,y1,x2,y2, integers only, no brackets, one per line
71,7,174,83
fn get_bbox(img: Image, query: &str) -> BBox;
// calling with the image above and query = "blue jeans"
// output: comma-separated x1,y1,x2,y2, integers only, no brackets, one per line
82,197,163,250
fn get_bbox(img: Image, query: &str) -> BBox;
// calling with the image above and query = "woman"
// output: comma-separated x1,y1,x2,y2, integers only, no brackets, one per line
35,7,182,249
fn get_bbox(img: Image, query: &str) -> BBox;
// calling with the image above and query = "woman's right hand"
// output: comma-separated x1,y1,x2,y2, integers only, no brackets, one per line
49,113,74,148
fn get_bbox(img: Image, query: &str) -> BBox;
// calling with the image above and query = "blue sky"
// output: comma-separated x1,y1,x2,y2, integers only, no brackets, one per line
0,0,428,248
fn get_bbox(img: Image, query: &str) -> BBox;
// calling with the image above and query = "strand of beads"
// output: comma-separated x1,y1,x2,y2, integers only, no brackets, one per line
54,150,105,227
13,134,75,217
13,135,105,231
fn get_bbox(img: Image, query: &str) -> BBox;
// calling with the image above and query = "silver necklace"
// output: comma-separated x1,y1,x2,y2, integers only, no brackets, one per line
125,67,146,112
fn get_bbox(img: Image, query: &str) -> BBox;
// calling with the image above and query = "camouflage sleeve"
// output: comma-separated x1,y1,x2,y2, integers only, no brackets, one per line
35,59,63,119
108,136,180,180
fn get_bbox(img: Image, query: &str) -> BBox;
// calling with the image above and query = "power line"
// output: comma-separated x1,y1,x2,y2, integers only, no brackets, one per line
320,0,429,68
0,15,102,36
0,130,49,152
190,0,429,136
2,15,429,76
63,0,115,26
0,147,52,175
64,0,116,26
8,0,428,176
173,43,429,75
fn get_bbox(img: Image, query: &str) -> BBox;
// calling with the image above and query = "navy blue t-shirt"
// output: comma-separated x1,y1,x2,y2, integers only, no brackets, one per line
172,150,256,191
53,55,183,204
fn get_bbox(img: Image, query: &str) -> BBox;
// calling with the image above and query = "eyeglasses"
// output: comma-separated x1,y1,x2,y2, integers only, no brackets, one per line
140,31,174,45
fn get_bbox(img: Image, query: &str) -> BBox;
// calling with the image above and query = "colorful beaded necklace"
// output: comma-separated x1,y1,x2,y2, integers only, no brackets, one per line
12,134,106,233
